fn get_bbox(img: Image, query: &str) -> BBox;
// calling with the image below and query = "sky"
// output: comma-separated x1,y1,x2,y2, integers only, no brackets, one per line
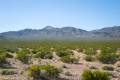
0,0,120,32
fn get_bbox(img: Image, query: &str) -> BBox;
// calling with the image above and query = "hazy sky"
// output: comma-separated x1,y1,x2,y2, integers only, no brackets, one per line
0,0,120,32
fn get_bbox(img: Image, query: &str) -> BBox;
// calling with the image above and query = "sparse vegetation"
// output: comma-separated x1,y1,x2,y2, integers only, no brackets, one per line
0,40,120,80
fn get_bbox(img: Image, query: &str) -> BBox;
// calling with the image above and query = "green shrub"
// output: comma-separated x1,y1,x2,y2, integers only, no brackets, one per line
0,54,6,64
0,69,16,75
85,55,95,61
35,50,53,59
102,65,114,71
40,65,61,78
31,49,38,54
84,48,96,55
98,53,118,64
5,53,13,58
16,50,29,64
102,47,116,53
0,51,7,65
61,56,79,64
28,65,61,79
77,48,84,52
81,70,110,80
56,49,72,57
5,48,17,53
28,65,41,79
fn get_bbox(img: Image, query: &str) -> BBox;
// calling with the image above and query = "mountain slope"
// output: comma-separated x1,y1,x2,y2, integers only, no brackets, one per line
0,26,89,39
0,26,120,40
91,26,120,38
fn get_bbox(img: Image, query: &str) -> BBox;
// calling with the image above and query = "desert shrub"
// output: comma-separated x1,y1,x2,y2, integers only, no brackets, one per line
84,48,96,55
35,50,53,59
56,49,73,57
28,65,41,79
31,49,38,54
40,65,61,78
89,66,97,69
16,50,29,64
84,55,95,61
102,47,116,53
4,48,17,53
81,70,110,80
5,53,13,58
28,65,61,79
0,70,16,75
76,48,84,52
102,65,114,71
0,51,7,65
98,53,118,64
61,56,79,64
0,54,6,64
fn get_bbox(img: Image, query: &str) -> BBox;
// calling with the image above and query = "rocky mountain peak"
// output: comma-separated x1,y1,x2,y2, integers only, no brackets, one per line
43,26,55,30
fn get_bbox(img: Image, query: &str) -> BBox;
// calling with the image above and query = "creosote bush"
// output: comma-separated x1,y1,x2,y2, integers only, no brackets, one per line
0,51,7,65
102,47,116,53
0,69,16,75
61,55,79,64
28,65,40,79
5,53,13,58
81,70,110,80
34,50,53,59
56,48,73,57
16,50,29,64
98,52,118,64
84,55,95,61
4,48,17,53
102,65,114,71
28,65,61,79
84,48,96,55
77,48,84,52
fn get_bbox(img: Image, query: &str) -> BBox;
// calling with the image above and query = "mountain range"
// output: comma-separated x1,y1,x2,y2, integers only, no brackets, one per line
0,26,120,40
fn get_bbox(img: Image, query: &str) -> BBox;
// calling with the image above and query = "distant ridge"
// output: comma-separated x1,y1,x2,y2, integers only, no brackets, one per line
0,26,120,40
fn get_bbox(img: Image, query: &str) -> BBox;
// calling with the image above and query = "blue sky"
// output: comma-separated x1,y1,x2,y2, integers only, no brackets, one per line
0,0,120,32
